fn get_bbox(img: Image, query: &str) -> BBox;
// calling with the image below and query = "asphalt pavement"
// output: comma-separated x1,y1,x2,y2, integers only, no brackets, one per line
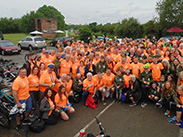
0,47,182,137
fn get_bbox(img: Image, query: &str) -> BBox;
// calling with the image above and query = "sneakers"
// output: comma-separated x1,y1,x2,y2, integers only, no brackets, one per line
22,119,31,126
129,102,136,107
155,102,162,108
16,125,25,133
141,102,147,108
171,120,181,126
102,100,106,106
164,110,170,116
29,114,36,122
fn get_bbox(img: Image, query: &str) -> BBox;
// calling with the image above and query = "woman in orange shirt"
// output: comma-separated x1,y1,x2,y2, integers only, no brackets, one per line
55,85,75,121
40,88,57,125
39,62,46,77
28,65,39,119
77,61,85,79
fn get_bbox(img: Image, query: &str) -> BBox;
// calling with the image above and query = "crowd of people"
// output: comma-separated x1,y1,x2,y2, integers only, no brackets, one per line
12,36,183,132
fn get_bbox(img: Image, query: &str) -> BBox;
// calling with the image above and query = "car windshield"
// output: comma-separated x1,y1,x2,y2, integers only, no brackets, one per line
34,38,44,41
0,41,14,47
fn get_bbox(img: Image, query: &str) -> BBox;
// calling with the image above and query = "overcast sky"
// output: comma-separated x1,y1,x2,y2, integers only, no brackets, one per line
0,0,159,25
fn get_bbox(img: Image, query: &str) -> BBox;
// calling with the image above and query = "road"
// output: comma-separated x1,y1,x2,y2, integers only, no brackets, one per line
0,47,182,137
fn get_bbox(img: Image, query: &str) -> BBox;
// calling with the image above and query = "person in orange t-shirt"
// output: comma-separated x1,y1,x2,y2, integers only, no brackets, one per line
93,73,106,105
130,56,141,78
71,56,79,78
55,85,75,121
103,68,115,98
41,50,54,69
77,61,85,79
28,66,39,118
40,63,63,94
150,56,164,81
123,68,131,91
106,56,115,72
113,56,131,74
12,67,32,129
59,54,72,76
83,72,97,106
65,74,74,103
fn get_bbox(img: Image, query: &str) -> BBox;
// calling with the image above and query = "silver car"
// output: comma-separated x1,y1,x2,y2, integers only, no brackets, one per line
18,36,47,51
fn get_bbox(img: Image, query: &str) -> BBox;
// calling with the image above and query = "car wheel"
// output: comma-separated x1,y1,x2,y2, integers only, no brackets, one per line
1,50,5,55
28,45,33,52
18,44,22,49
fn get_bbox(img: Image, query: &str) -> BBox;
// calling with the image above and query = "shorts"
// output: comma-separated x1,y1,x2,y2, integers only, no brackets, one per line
116,89,122,94
105,89,110,97
15,96,32,112
58,103,72,113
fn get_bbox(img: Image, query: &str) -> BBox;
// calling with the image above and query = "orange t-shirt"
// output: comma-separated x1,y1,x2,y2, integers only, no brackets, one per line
103,73,115,87
123,74,131,88
41,56,54,69
71,63,79,77
83,78,97,94
93,75,106,90
112,54,121,63
55,93,68,108
78,66,85,76
65,80,73,93
28,74,39,91
60,60,72,76
114,62,131,72
130,63,140,78
39,70,57,92
107,61,115,72
150,63,164,81
12,76,30,100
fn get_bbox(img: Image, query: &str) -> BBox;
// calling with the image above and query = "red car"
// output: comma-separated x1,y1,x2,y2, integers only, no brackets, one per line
0,40,21,55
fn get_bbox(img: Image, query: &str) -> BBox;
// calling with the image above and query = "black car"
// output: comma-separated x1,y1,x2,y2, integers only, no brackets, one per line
50,37,72,47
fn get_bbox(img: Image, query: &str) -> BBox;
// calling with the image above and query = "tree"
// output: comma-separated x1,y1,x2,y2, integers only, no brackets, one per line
115,17,142,38
78,26,92,42
156,0,183,35
36,5,65,30
0,17,20,33
19,5,65,33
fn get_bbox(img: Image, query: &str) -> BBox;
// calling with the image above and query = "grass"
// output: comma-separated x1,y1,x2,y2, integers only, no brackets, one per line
4,33,30,45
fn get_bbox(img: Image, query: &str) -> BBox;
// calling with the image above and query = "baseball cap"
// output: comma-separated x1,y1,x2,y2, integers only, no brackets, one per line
45,50,50,53
48,63,55,68
143,64,150,69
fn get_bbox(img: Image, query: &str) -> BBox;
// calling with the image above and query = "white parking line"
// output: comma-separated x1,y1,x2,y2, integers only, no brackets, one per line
74,100,115,137
179,128,183,137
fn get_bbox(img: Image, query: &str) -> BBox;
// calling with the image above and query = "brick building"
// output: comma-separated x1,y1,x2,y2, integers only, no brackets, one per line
35,18,57,39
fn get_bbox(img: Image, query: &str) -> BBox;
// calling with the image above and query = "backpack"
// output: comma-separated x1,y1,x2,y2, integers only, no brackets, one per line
29,118,45,133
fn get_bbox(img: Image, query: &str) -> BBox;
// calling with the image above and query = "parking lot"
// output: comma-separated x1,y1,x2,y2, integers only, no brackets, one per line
0,47,182,137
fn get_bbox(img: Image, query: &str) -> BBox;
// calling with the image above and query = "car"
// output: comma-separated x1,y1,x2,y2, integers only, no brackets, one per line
50,37,72,47
158,35,181,42
18,36,47,52
0,40,21,55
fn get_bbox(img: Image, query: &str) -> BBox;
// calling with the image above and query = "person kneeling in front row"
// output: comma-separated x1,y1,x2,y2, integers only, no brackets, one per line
40,88,57,125
55,85,75,121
